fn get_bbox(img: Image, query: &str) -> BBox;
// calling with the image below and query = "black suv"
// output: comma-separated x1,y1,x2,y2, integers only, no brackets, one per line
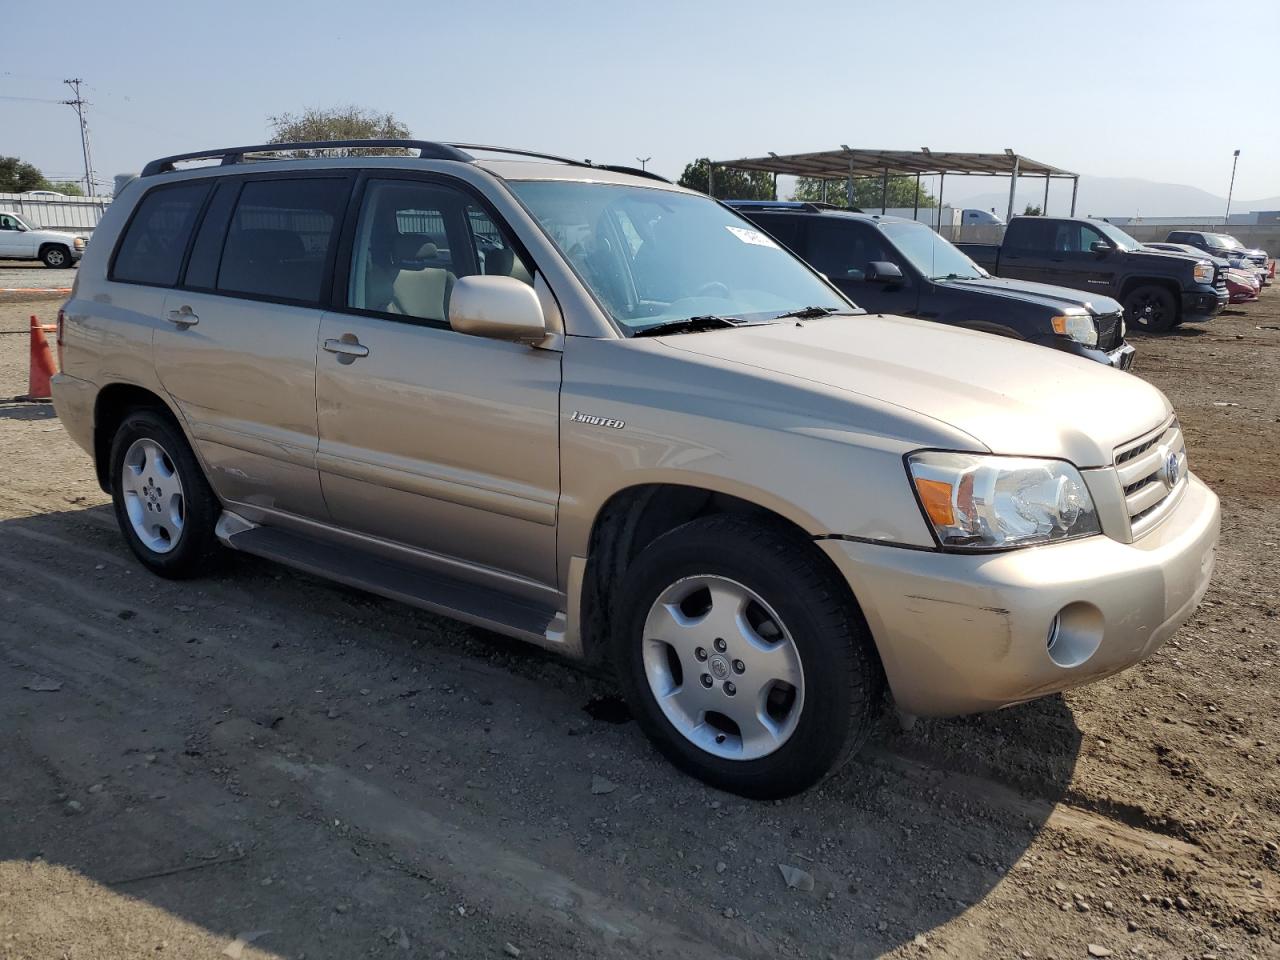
730,202,1133,368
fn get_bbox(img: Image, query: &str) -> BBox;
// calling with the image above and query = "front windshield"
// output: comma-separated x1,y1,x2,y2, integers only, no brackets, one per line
880,222,984,280
508,180,850,333
1208,233,1244,250
1092,221,1142,251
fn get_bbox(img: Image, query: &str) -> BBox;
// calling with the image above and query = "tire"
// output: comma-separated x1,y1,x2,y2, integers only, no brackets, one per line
108,408,222,578
1123,285,1177,333
40,245,72,269
612,515,883,799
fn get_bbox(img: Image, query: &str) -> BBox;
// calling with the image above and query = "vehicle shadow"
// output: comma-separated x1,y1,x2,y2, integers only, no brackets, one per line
0,504,1081,959
0,400,57,421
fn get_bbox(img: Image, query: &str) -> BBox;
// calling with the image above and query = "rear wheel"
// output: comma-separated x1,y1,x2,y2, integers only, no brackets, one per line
1123,285,1177,333
109,409,222,578
612,515,883,799
41,245,72,269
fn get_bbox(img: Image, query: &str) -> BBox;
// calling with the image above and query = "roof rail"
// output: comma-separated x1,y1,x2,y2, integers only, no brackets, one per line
140,140,474,177
724,200,863,213
449,144,672,183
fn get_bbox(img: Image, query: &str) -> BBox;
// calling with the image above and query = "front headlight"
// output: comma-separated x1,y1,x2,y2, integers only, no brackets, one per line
1193,260,1214,284
907,452,1101,551
1049,310,1098,346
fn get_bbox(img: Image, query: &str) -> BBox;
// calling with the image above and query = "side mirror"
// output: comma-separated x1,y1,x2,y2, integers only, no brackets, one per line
449,275,547,343
1089,241,1113,254
865,261,904,282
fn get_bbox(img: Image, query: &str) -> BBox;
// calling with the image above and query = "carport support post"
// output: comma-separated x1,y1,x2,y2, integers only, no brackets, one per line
1043,175,1050,216
1070,176,1079,216
1006,156,1020,222
846,157,854,208
821,179,828,204
707,162,715,199
913,173,921,221
936,173,946,232
880,168,889,214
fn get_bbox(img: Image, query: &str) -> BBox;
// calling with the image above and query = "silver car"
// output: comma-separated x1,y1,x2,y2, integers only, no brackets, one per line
51,140,1220,798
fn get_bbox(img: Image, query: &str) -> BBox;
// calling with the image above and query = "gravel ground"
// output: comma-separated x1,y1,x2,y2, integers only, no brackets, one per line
0,291,1277,960
0,259,78,292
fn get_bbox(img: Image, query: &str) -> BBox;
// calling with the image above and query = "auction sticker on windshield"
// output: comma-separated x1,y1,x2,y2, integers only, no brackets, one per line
725,225,778,248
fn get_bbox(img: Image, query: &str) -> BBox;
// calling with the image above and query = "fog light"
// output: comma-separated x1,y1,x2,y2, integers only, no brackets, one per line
1045,603,1103,668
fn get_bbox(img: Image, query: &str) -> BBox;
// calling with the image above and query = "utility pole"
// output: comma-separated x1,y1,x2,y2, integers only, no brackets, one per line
1224,149,1240,226
61,78,96,198
635,156,651,171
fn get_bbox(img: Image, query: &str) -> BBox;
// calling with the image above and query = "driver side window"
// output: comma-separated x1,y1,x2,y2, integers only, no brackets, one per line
0,215,17,231
806,219,905,284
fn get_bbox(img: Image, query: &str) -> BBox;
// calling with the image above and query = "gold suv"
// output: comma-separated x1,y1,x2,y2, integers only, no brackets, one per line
52,141,1220,798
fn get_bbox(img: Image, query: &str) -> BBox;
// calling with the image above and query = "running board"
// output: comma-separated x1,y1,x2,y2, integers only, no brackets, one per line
220,521,561,647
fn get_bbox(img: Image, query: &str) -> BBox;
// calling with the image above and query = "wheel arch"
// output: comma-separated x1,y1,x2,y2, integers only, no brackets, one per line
38,241,71,260
92,382,184,492
576,482,867,667
1119,275,1181,307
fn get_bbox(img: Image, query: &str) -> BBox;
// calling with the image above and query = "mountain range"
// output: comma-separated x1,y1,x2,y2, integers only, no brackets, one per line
938,175,1280,219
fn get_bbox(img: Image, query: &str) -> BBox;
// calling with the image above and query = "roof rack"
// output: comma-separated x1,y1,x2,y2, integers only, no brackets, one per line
723,200,864,213
450,144,671,183
142,139,675,184
140,140,474,177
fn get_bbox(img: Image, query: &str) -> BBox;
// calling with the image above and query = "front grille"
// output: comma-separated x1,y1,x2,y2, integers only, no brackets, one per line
1095,311,1123,350
1213,266,1227,291
1114,418,1186,537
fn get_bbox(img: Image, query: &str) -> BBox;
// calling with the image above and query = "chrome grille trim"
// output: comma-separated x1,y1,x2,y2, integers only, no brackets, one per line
1114,417,1187,538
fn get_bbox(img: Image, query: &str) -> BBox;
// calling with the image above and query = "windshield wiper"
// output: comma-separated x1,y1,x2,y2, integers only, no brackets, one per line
773,305,841,320
632,315,745,337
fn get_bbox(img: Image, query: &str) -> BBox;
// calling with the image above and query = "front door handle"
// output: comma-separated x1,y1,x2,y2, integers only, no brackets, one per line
323,336,370,363
165,305,199,327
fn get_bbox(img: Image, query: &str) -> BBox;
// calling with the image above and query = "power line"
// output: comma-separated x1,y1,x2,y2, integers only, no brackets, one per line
60,78,97,199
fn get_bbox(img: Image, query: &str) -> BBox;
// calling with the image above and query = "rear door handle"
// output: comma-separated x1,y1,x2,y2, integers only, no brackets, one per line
165,306,199,327
323,337,370,362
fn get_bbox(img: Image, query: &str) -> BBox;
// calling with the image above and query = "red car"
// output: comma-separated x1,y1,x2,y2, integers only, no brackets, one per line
1226,266,1261,303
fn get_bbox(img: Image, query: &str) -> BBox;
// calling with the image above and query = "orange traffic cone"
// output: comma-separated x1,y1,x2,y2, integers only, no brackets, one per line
22,315,58,402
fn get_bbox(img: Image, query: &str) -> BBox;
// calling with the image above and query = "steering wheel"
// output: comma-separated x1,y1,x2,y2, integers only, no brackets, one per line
694,281,730,299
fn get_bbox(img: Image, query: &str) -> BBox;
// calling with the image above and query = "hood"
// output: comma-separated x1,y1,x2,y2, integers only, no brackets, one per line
1125,247,1205,271
32,226,81,240
941,275,1122,314
659,314,1171,468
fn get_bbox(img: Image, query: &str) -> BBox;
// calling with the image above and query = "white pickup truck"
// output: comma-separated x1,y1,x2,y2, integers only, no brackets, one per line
0,211,86,267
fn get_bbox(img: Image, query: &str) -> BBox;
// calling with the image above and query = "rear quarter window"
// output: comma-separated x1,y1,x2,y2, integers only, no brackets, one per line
110,182,211,286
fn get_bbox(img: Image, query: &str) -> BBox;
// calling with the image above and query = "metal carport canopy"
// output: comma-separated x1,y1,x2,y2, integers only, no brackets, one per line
709,148,1081,218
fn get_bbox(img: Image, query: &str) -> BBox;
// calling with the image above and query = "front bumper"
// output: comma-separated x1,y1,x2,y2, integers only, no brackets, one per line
1050,339,1135,370
1180,286,1228,323
819,474,1219,716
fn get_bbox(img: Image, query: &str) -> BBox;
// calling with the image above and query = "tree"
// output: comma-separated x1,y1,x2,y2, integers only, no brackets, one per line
677,158,775,200
266,106,412,156
0,156,49,194
1022,203,1042,216
792,175,936,211
49,181,85,196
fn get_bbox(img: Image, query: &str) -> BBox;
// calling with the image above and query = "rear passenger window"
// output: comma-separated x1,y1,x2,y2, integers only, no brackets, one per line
111,182,210,286
217,178,348,304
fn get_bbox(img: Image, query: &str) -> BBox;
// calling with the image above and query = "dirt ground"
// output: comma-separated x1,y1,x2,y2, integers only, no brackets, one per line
1,261,1277,960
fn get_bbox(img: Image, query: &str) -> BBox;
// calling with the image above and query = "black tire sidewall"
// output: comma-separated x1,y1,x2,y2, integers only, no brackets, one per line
612,517,879,799
108,409,221,578
1125,285,1177,333
41,245,70,269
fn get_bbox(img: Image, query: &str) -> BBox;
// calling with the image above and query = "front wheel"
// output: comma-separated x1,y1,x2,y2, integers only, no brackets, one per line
612,516,883,799
1123,285,1177,333
41,245,72,269
109,409,222,578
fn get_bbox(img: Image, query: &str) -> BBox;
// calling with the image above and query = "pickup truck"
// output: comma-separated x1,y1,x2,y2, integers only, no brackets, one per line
0,211,85,267
957,217,1227,333
730,202,1133,369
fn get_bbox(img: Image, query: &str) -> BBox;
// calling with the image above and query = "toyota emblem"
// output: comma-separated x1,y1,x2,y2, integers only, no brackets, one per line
1163,451,1182,488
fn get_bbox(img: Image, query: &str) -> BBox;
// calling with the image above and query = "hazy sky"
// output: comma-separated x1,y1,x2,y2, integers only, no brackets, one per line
4,0,1278,203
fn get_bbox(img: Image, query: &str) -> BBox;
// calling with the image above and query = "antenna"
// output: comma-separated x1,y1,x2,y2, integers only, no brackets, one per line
61,79,96,198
